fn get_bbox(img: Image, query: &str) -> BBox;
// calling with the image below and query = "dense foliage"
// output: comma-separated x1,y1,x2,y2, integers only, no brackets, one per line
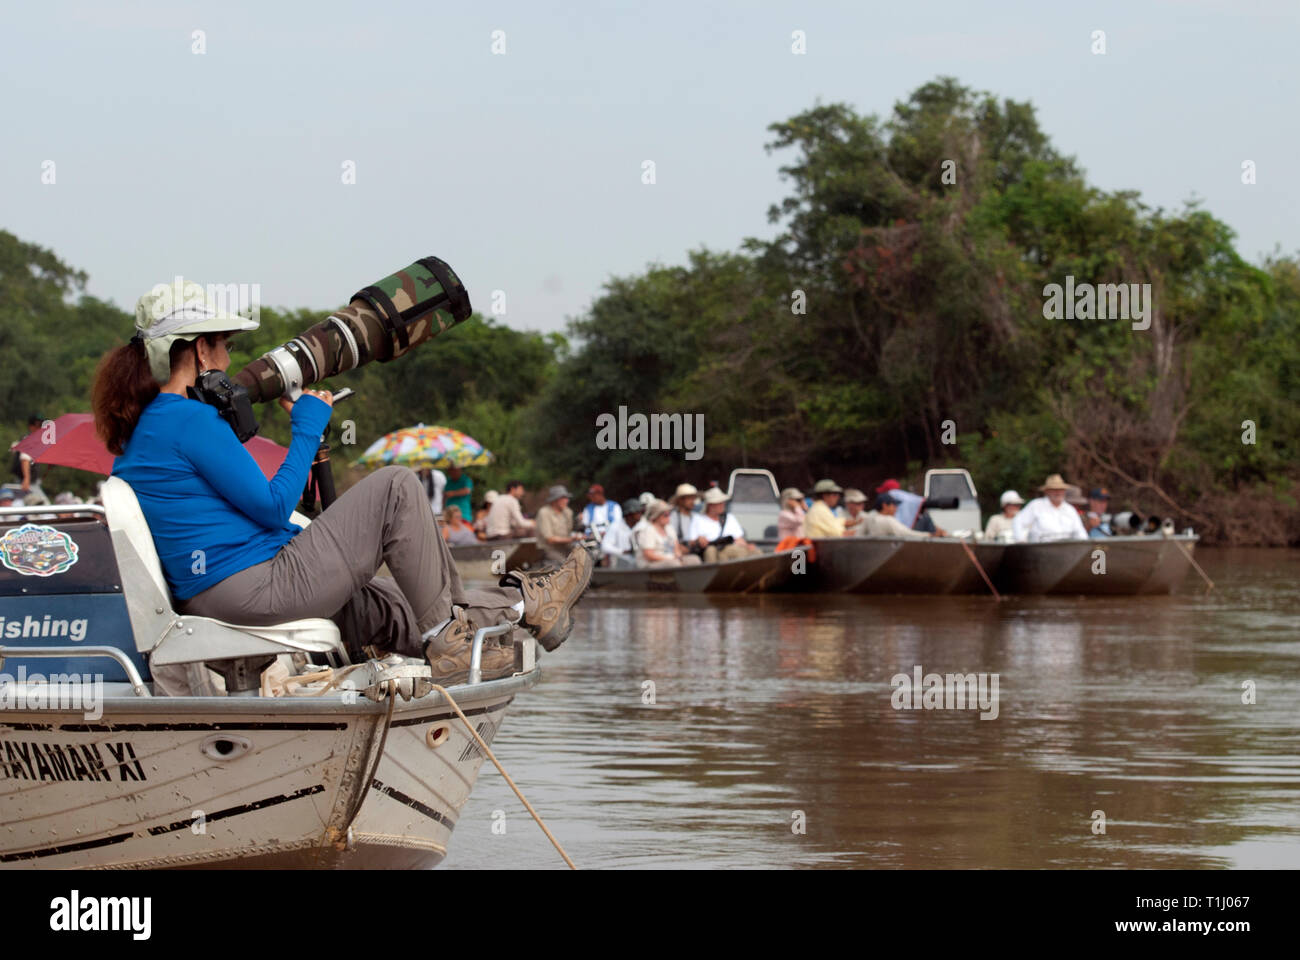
3,78,1296,542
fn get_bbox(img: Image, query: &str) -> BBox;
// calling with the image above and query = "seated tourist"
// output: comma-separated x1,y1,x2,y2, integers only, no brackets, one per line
95,282,592,693
842,488,869,535
581,483,623,541
535,485,585,565
688,488,759,563
777,487,806,539
1012,474,1089,542
802,479,845,537
862,492,934,538
600,498,644,568
485,480,537,539
472,490,496,539
1084,487,1113,538
441,505,480,546
636,499,702,568
984,490,1024,541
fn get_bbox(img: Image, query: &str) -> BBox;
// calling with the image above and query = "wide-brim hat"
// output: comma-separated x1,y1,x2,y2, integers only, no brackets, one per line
547,484,573,503
701,487,730,505
134,279,260,383
1000,490,1025,506
1039,474,1069,491
812,479,843,494
645,499,672,522
843,488,867,504
671,483,699,502
621,498,644,516
780,487,804,502
638,491,655,507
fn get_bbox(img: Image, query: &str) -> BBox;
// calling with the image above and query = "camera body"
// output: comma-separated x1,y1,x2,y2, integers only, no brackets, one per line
188,370,259,443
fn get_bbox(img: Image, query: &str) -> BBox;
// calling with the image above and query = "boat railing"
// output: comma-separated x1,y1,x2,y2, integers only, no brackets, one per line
0,644,151,697
469,622,513,684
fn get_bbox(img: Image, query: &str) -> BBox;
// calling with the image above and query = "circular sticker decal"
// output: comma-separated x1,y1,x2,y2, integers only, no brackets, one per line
0,523,80,577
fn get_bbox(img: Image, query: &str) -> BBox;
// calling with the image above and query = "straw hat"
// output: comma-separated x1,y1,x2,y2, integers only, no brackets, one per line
1039,474,1069,491
701,488,730,505
671,483,699,503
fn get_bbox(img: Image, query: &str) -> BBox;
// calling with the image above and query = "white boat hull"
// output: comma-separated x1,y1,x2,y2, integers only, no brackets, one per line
0,670,537,870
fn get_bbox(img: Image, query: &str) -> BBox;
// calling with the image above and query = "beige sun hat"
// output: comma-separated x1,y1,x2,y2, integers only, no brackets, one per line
812,479,843,494
645,499,672,522
842,488,867,504
780,487,804,503
1039,474,1069,491
134,278,259,383
701,487,730,505
671,483,699,502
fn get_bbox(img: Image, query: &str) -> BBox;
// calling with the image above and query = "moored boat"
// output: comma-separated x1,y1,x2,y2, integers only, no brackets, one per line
810,536,1006,594
994,534,1198,595
450,537,543,580
591,548,804,593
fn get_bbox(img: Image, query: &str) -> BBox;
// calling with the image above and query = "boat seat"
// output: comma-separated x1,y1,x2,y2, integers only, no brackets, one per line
101,477,348,669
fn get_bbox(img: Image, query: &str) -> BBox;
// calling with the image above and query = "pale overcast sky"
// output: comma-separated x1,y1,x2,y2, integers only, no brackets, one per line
2,0,1296,335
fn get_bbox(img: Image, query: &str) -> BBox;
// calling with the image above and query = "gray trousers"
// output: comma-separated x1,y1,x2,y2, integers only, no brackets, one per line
179,466,523,660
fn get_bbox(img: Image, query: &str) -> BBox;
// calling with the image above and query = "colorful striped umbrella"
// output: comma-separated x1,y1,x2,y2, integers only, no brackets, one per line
353,424,494,470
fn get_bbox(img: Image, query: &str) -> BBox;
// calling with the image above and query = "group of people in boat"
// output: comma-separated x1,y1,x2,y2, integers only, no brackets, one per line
457,479,762,569
786,472,1128,544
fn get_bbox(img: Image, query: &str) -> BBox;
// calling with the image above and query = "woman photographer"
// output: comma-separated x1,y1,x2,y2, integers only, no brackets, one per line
93,282,591,694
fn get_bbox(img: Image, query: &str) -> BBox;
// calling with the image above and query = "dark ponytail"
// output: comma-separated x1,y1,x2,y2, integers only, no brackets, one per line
92,340,160,456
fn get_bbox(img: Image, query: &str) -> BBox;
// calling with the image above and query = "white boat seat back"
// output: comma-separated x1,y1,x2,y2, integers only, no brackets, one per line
101,477,346,665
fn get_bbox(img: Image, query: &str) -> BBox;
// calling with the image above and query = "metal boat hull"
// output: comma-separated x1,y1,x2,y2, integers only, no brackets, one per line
450,538,543,580
810,537,1006,594
994,535,1197,595
591,549,803,593
0,670,537,870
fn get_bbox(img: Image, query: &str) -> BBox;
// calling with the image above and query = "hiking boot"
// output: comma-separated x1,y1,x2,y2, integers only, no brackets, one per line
503,544,593,651
423,608,514,685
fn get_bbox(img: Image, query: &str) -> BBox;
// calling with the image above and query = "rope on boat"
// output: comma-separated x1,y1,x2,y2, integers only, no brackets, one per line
431,683,578,870
1173,539,1215,594
958,537,1002,601
341,687,397,837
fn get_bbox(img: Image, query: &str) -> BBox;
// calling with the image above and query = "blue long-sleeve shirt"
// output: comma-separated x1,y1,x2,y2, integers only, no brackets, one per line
112,391,332,600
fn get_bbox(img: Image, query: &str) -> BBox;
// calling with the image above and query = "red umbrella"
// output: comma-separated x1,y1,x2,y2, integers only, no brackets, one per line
15,413,288,479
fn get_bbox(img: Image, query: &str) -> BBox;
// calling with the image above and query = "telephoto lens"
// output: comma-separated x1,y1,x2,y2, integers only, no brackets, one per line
234,257,472,403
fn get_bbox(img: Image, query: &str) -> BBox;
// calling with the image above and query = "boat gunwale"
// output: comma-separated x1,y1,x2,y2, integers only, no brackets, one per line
0,664,542,720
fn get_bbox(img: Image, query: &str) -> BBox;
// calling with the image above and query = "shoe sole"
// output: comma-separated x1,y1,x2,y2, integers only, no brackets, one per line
533,552,594,652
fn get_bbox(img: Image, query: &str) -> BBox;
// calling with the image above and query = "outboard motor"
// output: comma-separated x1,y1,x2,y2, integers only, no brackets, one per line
0,507,148,683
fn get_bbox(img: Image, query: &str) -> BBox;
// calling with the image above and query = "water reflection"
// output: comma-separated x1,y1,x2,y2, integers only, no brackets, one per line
445,549,1300,869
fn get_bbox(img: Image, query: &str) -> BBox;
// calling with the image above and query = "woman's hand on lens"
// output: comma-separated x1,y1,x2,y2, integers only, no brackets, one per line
278,389,334,414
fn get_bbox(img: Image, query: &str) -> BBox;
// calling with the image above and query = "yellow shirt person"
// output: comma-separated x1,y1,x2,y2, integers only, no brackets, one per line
802,479,846,538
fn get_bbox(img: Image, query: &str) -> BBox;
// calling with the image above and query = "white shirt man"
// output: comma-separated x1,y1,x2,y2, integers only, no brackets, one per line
582,493,623,541
600,500,642,567
687,510,746,545
1013,478,1088,542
